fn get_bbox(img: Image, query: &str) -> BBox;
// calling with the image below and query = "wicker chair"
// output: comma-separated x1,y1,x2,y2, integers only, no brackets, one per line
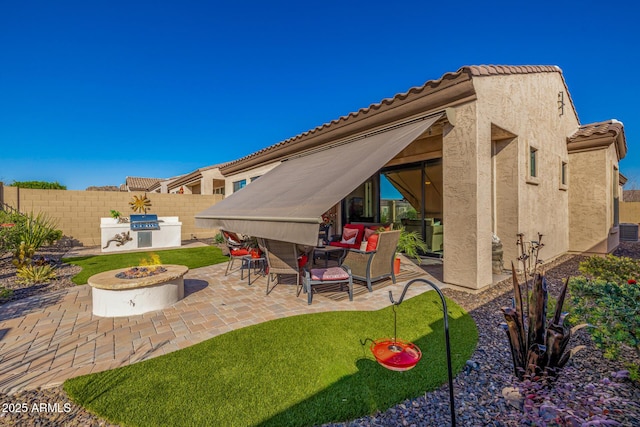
258,238,311,296
341,230,401,292
221,230,254,276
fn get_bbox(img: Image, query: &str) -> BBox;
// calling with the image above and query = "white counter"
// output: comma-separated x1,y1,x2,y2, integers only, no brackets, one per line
100,217,182,253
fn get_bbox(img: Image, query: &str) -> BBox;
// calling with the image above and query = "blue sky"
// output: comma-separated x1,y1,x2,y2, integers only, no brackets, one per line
1,1,638,190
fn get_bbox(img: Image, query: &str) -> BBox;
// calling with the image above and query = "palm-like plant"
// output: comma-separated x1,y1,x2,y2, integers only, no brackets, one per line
396,227,428,263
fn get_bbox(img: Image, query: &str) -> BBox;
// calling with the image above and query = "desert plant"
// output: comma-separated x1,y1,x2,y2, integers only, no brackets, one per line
110,209,121,219
396,227,428,263
214,232,225,244
0,287,13,301
16,264,57,285
578,253,640,284
569,275,639,378
11,212,60,268
500,233,583,380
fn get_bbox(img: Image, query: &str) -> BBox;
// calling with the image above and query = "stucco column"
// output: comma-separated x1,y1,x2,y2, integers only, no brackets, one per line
442,103,493,289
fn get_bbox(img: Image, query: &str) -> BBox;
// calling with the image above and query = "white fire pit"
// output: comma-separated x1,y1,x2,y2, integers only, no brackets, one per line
88,264,188,317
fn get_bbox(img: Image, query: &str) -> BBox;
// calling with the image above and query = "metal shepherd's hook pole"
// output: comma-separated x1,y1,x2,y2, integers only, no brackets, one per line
388,278,456,427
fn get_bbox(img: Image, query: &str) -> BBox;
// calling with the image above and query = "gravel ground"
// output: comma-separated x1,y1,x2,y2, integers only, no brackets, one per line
1,244,639,426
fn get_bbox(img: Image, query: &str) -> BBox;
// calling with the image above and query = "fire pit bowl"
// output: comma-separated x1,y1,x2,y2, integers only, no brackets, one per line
88,264,188,317
370,338,422,371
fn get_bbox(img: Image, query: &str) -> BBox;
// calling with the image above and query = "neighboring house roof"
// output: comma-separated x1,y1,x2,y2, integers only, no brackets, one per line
167,163,228,191
125,176,162,191
624,190,640,202
567,120,627,160
220,65,575,175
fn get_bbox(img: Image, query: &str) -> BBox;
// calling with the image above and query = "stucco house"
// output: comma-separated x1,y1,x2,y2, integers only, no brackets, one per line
121,176,163,192
196,65,628,290
167,163,227,195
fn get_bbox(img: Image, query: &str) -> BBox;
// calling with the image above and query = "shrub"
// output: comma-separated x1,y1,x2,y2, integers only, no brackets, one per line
16,264,57,285
0,287,13,301
578,254,640,284
569,277,640,365
9,180,66,190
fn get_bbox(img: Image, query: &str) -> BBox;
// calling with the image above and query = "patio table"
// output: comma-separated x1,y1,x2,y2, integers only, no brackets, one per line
313,246,345,268
241,256,265,286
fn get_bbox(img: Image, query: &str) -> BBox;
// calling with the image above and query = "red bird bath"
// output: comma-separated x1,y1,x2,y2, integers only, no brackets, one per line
370,338,422,371
362,278,457,426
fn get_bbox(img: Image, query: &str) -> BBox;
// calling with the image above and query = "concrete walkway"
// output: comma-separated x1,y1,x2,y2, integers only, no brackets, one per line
0,256,440,394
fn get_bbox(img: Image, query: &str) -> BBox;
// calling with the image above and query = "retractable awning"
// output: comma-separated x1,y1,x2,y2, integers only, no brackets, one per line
195,113,444,246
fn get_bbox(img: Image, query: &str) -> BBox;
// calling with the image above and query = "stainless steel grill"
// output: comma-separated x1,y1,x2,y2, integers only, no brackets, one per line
130,214,161,231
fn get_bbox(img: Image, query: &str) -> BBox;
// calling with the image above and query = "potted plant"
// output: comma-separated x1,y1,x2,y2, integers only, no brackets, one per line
395,227,428,274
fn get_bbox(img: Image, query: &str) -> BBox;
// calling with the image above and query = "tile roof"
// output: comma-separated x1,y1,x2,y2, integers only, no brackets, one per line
567,120,627,160
568,120,624,141
221,65,569,173
125,177,162,191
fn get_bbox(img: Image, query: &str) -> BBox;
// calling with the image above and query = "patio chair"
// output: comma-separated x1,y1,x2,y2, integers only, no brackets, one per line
221,230,254,276
341,230,401,292
258,238,311,296
302,266,353,305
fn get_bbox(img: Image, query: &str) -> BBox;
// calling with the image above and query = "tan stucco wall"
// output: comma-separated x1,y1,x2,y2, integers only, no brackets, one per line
442,101,492,288
568,144,620,253
621,202,640,224
224,161,281,196
471,72,579,274
2,186,222,246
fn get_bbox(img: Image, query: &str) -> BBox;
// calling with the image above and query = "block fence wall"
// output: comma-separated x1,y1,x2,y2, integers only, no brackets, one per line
620,202,640,225
0,185,223,246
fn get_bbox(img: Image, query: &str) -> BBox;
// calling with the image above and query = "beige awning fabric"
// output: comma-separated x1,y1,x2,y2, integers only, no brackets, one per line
195,113,443,246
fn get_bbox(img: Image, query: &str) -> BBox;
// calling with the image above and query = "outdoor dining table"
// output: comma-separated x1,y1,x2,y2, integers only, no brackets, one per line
241,255,266,286
312,246,345,268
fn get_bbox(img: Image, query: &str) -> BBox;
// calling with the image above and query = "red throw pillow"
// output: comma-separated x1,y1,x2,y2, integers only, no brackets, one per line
230,248,250,256
364,228,378,241
340,227,359,244
298,255,308,269
366,233,379,251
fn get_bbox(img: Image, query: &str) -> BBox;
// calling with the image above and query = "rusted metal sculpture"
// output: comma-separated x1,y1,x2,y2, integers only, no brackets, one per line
500,233,583,380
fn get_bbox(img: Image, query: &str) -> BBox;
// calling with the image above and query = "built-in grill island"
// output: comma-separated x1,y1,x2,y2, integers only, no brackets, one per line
100,215,182,253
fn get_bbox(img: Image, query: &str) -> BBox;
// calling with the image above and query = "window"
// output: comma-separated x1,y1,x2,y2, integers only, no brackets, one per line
561,162,567,185
529,147,538,178
232,179,246,193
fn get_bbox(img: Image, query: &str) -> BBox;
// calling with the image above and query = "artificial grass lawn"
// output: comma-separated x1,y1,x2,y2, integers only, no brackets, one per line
64,291,478,427
63,246,228,285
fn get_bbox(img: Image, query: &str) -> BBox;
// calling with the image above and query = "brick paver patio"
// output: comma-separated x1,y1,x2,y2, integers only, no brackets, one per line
0,256,440,394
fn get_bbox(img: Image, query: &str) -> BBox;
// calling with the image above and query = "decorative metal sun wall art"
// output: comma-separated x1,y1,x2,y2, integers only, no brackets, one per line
129,194,152,213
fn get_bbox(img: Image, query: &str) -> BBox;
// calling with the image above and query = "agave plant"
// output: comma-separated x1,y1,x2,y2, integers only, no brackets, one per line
500,233,584,380
16,264,57,285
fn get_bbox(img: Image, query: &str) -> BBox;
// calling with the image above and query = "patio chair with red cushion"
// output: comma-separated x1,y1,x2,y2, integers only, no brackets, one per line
221,230,254,276
341,230,401,292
